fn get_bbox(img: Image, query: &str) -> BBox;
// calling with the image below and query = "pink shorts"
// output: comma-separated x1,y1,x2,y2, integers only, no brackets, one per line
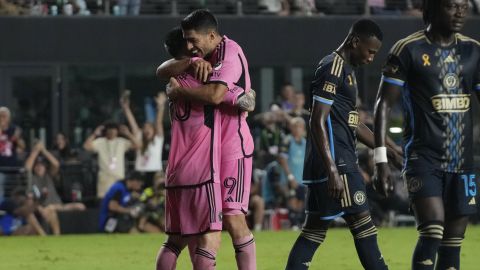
220,157,253,215
165,181,222,235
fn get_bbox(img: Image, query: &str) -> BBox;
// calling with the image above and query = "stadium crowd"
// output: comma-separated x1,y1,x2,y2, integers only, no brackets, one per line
1,0,479,16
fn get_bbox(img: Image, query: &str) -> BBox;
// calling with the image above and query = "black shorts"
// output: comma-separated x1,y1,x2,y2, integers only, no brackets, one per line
306,171,369,220
403,169,477,216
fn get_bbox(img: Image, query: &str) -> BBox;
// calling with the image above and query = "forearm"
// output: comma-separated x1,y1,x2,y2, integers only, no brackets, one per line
108,201,131,215
374,96,389,147
311,121,337,173
156,58,190,79
83,131,98,151
25,150,40,171
356,122,375,149
277,155,292,176
176,85,226,105
155,104,165,137
41,149,60,169
122,106,140,135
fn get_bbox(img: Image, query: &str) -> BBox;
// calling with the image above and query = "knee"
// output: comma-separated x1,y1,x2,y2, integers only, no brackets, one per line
347,215,378,240
223,215,250,237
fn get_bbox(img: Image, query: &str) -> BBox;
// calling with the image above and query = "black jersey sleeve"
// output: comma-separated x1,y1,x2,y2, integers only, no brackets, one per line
311,60,343,105
382,41,411,87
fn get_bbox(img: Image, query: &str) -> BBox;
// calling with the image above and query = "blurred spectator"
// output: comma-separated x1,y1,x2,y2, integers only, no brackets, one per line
279,0,317,16
279,83,296,111
117,0,141,15
254,108,287,169
261,161,288,209
0,0,26,15
25,141,86,213
288,91,310,124
0,107,26,201
120,91,166,188
83,123,138,198
278,117,306,228
137,172,166,232
98,171,144,233
51,132,79,163
0,188,46,236
249,170,265,231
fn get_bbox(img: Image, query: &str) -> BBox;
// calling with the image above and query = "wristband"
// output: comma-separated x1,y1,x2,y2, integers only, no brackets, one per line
374,147,388,164
287,174,295,181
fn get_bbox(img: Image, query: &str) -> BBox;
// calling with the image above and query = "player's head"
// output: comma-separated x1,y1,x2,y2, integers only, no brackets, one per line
423,0,468,33
164,27,189,59
126,171,144,192
104,122,119,140
346,19,383,67
0,106,11,128
181,9,220,58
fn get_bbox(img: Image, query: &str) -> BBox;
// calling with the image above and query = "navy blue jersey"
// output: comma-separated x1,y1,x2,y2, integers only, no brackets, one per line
303,52,360,184
382,31,480,173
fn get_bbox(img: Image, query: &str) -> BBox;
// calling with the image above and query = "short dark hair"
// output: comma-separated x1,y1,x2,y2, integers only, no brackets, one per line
164,27,186,58
126,171,144,182
181,9,218,33
350,19,383,41
104,122,119,131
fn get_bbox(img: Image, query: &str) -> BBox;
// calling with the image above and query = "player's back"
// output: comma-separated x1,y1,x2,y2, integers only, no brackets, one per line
166,73,221,187
208,36,254,161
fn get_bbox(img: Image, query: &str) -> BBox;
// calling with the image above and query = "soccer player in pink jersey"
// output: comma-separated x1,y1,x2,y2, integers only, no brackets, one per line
157,10,257,270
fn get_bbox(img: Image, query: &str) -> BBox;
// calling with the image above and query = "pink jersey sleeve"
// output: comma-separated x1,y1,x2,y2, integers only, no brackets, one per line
208,37,250,92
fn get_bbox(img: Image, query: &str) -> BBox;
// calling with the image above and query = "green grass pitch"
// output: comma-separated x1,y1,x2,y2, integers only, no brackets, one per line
1,226,479,269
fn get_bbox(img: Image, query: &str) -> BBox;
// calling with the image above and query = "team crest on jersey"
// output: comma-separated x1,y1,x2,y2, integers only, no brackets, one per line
442,73,460,90
213,61,223,70
354,191,366,205
406,176,423,193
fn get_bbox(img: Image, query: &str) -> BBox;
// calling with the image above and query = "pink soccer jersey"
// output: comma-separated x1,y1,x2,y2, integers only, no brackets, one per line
165,72,221,187
207,36,254,162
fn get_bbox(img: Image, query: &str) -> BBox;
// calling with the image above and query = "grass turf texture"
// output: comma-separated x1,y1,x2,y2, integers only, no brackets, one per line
1,226,479,270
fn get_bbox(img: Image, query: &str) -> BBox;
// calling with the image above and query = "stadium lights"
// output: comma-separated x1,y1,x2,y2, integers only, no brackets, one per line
389,127,403,134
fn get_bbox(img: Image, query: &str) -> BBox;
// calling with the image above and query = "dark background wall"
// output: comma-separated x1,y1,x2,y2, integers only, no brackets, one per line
1,16,479,65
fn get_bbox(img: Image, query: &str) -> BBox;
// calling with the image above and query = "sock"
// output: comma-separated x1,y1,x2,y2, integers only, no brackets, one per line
285,228,326,270
349,215,388,270
193,247,217,270
233,234,256,270
435,237,463,270
156,242,180,270
412,221,444,270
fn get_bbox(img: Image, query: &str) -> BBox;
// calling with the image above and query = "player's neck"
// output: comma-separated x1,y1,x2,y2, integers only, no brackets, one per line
335,45,351,66
426,25,457,47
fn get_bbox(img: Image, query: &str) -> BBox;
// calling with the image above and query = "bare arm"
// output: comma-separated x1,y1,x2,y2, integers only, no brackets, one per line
310,101,344,199
40,145,60,175
277,154,298,189
24,144,41,172
373,81,402,196
108,200,131,215
120,92,141,136
83,126,103,152
154,93,167,137
156,58,190,79
167,78,228,105
119,125,139,151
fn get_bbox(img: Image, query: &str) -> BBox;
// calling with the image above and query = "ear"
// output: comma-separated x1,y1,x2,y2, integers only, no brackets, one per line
209,31,216,41
351,35,360,48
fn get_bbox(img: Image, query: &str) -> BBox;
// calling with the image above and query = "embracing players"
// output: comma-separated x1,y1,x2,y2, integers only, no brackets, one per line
156,9,256,270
